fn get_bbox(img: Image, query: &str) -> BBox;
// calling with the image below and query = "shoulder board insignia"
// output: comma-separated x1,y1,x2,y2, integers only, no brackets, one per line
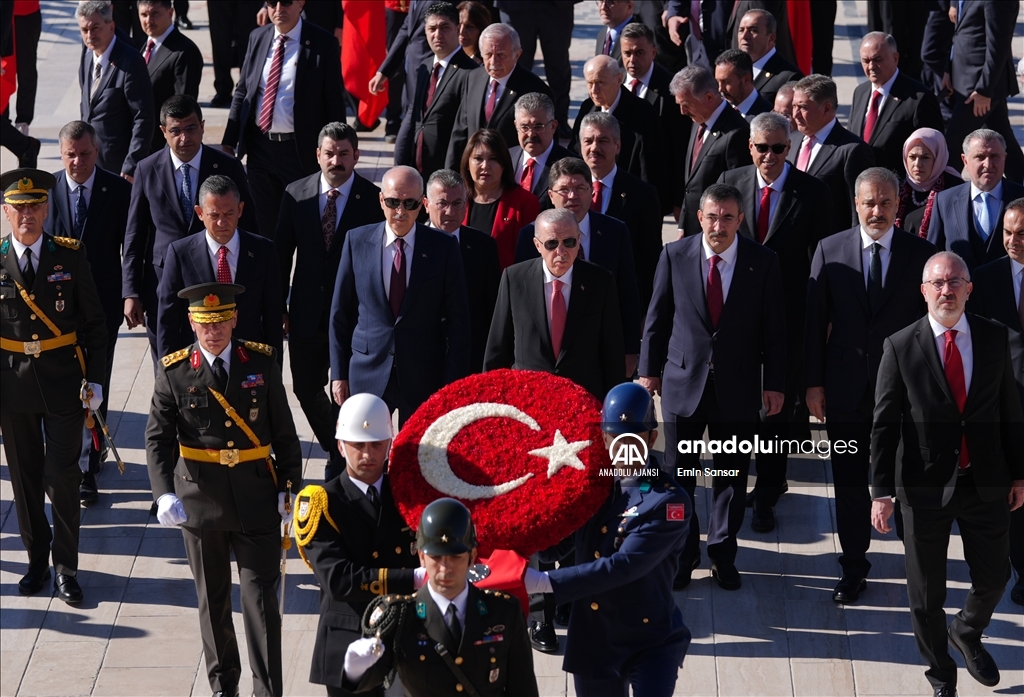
236,344,249,363
53,236,82,251
293,484,338,546
0,238,9,254
160,348,190,368
416,601,426,619
244,340,274,357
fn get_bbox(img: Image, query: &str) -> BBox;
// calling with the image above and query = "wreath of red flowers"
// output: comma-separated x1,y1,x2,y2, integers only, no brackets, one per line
390,369,611,557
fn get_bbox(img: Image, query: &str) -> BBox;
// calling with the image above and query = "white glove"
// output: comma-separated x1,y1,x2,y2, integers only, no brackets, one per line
343,636,385,681
524,567,553,594
413,567,427,589
156,493,187,526
278,492,294,525
82,383,103,411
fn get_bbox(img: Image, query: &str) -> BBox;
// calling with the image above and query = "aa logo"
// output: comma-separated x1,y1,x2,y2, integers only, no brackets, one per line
609,433,649,467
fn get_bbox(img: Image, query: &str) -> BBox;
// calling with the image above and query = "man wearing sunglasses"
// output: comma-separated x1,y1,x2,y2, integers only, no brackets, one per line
717,111,832,533
329,166,471,428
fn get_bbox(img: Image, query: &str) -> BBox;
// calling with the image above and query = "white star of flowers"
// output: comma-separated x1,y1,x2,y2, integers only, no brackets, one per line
529,430,591,479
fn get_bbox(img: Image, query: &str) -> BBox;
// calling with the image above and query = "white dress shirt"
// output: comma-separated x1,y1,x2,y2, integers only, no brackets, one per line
799,117,838,169
736,88,763,116
205,229,241,281
542,262,573,327
751,47,776,81
698,99,729,138
755,162,790,228
383,225,415,299
865,68,900,117
348,474,383,500
860,226,894,288
66,167,98,217
593,164,618,215
484,67,516,113
578,213,593,260
170,144,203,205
969,180,1003,240
700,234,738,302
145,23,176,58
319,172,356,230
623,61,655,99
91,35,117,81
928,312,973,394
10,235,43,276
199,341,234,375
514,139,555,185
430,46,462,85
258,19,302,133
426,581,469,631
601,89,622,115
1012,258,1024,310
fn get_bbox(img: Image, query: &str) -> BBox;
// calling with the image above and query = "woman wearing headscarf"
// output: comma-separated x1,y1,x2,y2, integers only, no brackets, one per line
897,127,962,238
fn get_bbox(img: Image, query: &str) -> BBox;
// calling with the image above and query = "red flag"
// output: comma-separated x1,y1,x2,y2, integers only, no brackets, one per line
787,0,813,76
342,0,388,129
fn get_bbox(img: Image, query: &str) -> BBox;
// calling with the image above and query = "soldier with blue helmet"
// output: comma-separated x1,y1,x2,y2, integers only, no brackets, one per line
525,381,693,696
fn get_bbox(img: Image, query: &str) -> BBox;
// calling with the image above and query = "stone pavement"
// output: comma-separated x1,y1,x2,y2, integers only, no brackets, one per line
1,2,1023,696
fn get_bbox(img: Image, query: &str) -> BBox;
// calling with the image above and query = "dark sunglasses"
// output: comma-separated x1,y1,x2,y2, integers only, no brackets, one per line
753,142,787,154
383,198,422,210
540,238,579,250
266,0,294,6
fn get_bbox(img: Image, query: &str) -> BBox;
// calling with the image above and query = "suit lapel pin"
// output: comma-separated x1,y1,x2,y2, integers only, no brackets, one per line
580,285,585,291
765,71,772,78
102,187,107,192
213,163,219,169
421,252,427,258
355,194,361,199
248,251,254,257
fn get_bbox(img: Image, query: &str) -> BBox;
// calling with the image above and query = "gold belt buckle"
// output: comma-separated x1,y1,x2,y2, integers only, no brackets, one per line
23,340,41,355
220,449,240,466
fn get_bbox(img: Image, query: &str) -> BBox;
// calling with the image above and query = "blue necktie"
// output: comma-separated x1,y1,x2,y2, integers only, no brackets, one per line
73,185,88,239
976,192,991,240
180,163,193,225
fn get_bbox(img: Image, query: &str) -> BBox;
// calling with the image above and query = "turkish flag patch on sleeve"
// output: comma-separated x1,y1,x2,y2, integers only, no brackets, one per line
666,503,685,520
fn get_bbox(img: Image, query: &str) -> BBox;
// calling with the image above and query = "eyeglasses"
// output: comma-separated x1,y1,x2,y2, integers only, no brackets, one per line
551,186,591,199
539,237,579,250
516,121,553,134
753,142,787,154
701,214,739,225
165,124,200,138
383,198,422,210
433,199,466,210
596,0,621,6
925,278,968,291
266,0,294,6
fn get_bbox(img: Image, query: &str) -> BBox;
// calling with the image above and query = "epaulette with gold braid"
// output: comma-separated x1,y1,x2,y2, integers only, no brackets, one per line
244,340,274,357
53,236,82,250
160,348,190,368
293,484,340,570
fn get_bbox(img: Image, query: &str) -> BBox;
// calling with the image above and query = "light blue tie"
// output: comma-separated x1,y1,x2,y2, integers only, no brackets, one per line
179,163,193,224
976,192,991,240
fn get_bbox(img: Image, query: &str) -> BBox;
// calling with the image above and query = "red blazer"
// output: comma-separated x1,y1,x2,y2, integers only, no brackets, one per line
464,184,540,269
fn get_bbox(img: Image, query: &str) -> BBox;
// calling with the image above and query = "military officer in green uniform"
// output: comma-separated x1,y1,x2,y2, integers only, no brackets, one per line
342,498,540,697
294,392,423,697
1,168,108,604
146,282,302,697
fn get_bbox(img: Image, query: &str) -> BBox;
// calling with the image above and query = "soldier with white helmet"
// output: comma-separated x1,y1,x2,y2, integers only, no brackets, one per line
295,393,424,697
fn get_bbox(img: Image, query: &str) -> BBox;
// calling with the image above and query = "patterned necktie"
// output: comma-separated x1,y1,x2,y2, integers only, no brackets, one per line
484,79,499,122
444,604,462,646
591,179,603,210
390,238,406,319
322,189,339,249
212,356,228,390
74,185,88,239
796,135,815,171
520,158,536,192
690,123,706,172
144,38,155,64
863,90,881,143
976,192,991,239
258,34,288,132
91,59,102,97
22,249,35,288
216,246,232,283
943,330,970,468
756,185,771,243
179,163,193,224
550,278,566,358
867,242,883,313
366,484,381,515
630,78,640,94
707,255,723,329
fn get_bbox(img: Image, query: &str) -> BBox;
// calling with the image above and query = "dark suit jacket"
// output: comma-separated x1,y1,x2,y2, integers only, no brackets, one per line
509,142,574,208
595,14,639,60
122,146,258,312
329,222,471,409
640,233,787,418
679,103,751,236
156,229,284,359
949,0,1019,103
848,71,944,176
275,172,384,339
484,258,625,400
740,92,773,121
146,26,203,152
927,180,1024,272
804,226,936,414
514,210,643,354
45,167,131,334
79,36,154,176
451,225,501,373
445,65,554,170
871,314,1024,508
603,168,664,309
643,61,692,215
970,256,1024,406
222,21,346,174
376,0,430,99
787,121,874,233
751,50,803,105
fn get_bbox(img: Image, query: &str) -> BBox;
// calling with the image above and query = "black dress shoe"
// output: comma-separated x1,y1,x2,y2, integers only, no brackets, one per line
673,554,701,590
80,472,99,506
176,14,194,29
553,604,570,627
18,566,50,595
19,137,41,168
711,563,742,590
832,575,867,604
750,500,776,532
355,117,380,132
529,621,559,653
211,690,239,697
210,94,233,109
1010,578,1024,606
933,685,957,697
947,625,999,687
54,573,83,604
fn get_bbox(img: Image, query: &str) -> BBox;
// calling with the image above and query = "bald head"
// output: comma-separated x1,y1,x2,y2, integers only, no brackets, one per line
380,166,424,237
584,55,625,109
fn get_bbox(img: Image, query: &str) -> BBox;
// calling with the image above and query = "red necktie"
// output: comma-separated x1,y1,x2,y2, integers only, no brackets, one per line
550,279,566,358
690,123,706,172
863,90,881,143
943,330,970,468
603,31,613,56
389,238,406,319
707,255,723,329
757,186,772,243
425,61,441,112
796,135,815,172
630,78,640,94
216,246,232,283
144,39,155,64
484,79,499,122
258,34,288,133
520,158,536,192
322,189,339,250
591,179,603,210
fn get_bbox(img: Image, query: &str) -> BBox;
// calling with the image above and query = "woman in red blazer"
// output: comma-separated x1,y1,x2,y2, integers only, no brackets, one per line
460,128,540,269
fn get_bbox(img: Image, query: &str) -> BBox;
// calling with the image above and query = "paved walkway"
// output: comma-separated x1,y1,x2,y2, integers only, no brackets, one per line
1,2,1023,696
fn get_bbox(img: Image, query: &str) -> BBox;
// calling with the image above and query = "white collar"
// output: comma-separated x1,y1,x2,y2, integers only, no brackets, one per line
601,89,622,114
871,68,900,98
93,35,116,64
198,340,234,374
146,23,176,50
701,234,739,266
9,234,43,263
385,224,416,249
625,61,655,89
542,259,574,285
348,474,383,498
490,66,515,90
970,180,1003,201
860,226,895,250
205,229,240,257
522,138,555,169
579,211,592,238
751,46,776,72
756,161,790,190
595,163,618,187
701,98,728,130
434,45,462,68
320,171,356,199
805,117,837,144
66,168,97,193
1010,257,1024,281
928,311,970,339
736,88,761,114
170,144,203,170
427,581,470,623
274,18,303,43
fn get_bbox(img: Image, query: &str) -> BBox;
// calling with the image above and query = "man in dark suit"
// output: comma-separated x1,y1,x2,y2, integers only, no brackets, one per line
123,95,257,366
805,167,937,604
789,75,875,234
157,175,282,361
641,183,786,591
77,1,154,180
871,251,1024,695
736,9,802,106
207,0,262,108
943,0,1024,183
579,111,664,309
276,122,384,481
445,23,553,170
423,169,500,374
848,32,943,177
510,92,573,207
330,166,471,427
45,121,132,505
137,0,202,153
928,129,1024,273
397,2,479,175
970,198,1024,606
715,48,772,123
671,64,751,238
221,0,347,243
514,157,643,378
718,112,833,532
595,0,637,59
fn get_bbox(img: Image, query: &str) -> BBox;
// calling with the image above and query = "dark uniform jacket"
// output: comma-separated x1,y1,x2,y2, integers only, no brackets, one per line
0,235,108,414
146,338,302,531
294,473,418,688
354,584,539,697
